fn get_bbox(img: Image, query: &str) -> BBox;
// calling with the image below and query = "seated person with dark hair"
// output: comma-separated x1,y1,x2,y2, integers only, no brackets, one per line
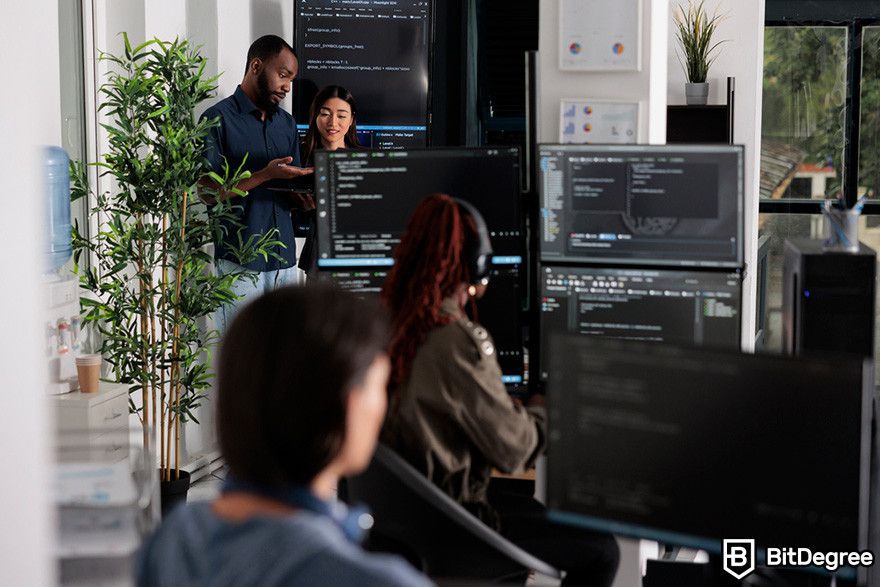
382,194,619,587
136,284,431,587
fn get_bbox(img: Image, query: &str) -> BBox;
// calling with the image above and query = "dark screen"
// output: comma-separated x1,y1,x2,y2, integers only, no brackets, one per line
539,266,741,380
538,145,743,267
473,267,524,384
315,148,522,264
320,266,525,384
666,106,730,144
294,0,431,149
546,336,869,554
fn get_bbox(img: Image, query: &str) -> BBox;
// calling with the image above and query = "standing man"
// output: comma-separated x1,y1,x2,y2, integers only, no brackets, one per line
200,35,313,330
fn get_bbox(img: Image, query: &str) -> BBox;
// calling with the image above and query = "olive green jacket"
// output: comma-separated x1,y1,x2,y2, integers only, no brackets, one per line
386,297,546,517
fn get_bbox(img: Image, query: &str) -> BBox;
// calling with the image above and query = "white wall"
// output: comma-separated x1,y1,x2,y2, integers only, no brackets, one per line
538,0,669,144
186,0,220,119
145,0,187,42
213,0,295,107
667,0,765,349
0,1,61,584
101,0,146,55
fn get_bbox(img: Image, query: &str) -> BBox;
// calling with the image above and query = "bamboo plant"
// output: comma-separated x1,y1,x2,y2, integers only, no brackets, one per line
674,0,726,84
71,35,283,482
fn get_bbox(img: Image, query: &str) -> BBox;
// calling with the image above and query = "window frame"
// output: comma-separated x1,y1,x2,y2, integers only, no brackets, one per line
761,1,880,213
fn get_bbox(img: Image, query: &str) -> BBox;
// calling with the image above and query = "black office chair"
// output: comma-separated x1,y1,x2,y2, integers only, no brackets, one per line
343,443,563,584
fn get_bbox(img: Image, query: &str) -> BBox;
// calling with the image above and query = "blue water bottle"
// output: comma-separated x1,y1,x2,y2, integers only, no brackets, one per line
44,146,72,272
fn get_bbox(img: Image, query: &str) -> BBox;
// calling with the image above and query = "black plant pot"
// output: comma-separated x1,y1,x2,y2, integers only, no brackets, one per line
159,469,191,517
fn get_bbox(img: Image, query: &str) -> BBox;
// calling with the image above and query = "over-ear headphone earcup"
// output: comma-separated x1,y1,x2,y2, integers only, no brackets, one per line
454,198,493,284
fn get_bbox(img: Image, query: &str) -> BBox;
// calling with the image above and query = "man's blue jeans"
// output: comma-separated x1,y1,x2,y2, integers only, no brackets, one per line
214,259,302,333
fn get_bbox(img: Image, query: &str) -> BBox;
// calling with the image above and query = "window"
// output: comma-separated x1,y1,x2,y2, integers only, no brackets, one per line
861,26,880,198
58,0,88,238
758,3,880,352
761,3,880,210
761,26,846,201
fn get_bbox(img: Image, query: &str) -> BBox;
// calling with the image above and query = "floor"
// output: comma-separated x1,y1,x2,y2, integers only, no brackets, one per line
187,466,224,502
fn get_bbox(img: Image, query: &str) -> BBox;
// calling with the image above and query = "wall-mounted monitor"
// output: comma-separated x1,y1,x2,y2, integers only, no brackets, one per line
294,0,432,149
538,144,744,268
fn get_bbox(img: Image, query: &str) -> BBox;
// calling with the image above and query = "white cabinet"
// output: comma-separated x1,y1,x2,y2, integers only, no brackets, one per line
51,382,149,587
53,382,129,461
53,382,128,431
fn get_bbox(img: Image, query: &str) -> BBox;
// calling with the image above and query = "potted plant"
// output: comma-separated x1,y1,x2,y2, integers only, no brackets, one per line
71,34,282,512
674,0,726,105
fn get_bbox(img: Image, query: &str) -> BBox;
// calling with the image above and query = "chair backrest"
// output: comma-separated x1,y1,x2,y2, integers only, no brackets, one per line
345,444,562,581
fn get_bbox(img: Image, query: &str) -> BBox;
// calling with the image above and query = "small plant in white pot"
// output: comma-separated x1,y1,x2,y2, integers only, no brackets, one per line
674,0,726,105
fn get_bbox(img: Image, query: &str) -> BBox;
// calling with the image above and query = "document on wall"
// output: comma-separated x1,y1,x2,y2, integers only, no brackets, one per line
560,99,640,144
559,0,641,71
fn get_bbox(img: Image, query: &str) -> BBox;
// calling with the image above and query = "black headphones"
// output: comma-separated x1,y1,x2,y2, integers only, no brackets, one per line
455,198,493,285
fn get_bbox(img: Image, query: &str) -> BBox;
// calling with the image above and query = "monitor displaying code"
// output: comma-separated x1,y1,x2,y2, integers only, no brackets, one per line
538,145,743,267
321,266,525,385
294,0,431,149
539,265,741,380
545,336,870,558
315,148,523,266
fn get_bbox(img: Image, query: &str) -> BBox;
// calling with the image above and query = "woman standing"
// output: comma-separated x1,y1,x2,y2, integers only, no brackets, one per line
297,85,362,274
300,85,361,166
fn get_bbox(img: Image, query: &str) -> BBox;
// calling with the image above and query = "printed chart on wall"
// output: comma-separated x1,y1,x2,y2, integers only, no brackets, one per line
559,0,641,71
559,99,640,144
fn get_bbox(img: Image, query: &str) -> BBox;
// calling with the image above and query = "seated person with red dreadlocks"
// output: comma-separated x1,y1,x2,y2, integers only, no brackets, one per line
381,193,619,587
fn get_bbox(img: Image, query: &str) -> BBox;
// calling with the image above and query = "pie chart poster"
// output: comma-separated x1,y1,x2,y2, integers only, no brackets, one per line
559,0,641,71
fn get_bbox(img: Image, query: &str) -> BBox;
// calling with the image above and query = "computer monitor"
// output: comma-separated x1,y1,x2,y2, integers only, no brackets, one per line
314,148,523,267
538,144,743,267
471,266,525,386
293,0,432,149
539,265,741,380
321,266,526,386
319,269,388,296
545,336,872,578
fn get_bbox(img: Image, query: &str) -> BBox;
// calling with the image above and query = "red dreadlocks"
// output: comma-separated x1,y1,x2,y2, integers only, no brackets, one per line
381,193,476,389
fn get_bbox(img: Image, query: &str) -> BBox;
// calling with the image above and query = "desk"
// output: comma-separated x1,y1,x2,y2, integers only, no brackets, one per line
490,468,536,481
492,456,546,503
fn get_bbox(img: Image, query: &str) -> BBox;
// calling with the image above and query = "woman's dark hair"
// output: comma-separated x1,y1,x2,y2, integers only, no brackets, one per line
301,85,360,166
381,193,479,389
217,284,388,487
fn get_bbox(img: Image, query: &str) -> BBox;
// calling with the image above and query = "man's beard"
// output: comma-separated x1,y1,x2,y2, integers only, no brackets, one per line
255,69,279,113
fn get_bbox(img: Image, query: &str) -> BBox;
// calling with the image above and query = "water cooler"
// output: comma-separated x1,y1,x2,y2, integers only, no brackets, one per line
43,146,81,394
